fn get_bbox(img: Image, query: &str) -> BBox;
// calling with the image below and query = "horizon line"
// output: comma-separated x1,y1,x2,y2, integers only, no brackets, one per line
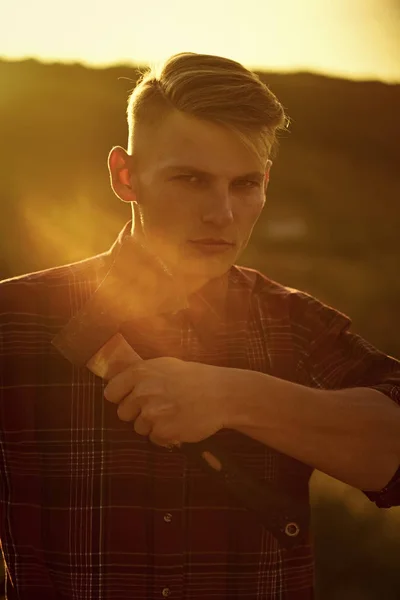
1,54,399,86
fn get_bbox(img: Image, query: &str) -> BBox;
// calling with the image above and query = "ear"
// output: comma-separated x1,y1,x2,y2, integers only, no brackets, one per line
108,146,137,203
264,159,273,193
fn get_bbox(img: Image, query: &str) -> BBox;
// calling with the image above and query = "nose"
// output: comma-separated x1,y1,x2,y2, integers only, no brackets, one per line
201,188,234,228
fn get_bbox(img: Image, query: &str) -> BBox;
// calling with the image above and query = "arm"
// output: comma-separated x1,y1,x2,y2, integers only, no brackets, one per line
225,293,400,502
226,372,400,492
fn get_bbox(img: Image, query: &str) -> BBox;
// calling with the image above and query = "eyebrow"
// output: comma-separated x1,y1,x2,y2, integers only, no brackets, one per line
161,165,265,182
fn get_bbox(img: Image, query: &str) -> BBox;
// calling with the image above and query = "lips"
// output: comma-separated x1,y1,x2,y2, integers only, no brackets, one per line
188,239,235,255
190,239,233,245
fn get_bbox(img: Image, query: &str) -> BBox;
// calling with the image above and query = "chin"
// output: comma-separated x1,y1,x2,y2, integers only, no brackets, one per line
181,256,233,281
160,244,238,283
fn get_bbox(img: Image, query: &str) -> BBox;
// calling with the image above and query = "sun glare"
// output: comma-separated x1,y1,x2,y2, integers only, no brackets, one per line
18,194,124,268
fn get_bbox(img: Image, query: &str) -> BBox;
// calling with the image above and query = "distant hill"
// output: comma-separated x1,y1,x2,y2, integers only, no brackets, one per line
1,58,399,354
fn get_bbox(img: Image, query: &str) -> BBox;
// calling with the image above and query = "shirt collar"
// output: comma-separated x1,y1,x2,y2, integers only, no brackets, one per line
103,220,230,344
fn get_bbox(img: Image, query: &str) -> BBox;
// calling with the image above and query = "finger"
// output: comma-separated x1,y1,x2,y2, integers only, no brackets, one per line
116,391,142,422
127,399,176,424
133,412,153,436
148,425,181,448
104,362,148,404
149,430,172,448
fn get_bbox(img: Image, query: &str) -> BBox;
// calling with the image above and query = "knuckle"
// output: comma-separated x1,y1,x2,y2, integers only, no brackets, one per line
139,410,151,423
142,405,159,420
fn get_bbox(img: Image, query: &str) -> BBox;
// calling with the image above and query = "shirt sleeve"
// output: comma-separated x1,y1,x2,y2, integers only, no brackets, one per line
296,293,400,508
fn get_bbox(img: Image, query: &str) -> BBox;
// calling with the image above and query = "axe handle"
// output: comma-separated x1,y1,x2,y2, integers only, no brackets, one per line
85,333,305,547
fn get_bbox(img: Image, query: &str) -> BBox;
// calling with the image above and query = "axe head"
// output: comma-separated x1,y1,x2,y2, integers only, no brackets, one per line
51,234,192,369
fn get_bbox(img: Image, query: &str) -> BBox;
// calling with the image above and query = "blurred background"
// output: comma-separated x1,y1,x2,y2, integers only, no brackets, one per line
1,0,400,598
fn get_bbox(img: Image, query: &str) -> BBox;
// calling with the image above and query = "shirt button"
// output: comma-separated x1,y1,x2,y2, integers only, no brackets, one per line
163,512,172,523
162,587,171,597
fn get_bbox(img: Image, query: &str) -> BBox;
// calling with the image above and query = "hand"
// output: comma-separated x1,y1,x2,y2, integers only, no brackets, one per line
103,357,235,447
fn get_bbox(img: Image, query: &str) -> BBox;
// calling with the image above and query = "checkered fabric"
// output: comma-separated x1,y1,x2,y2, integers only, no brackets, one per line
1,221,399,599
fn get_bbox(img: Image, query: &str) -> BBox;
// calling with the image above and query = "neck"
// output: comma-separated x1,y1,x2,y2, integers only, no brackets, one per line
129,213,211,297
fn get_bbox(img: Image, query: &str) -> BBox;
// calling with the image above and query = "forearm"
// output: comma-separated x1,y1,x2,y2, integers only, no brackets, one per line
226,370,400,491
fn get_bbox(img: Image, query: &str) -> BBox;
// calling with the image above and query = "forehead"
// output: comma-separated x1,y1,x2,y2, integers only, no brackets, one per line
145,110,265,176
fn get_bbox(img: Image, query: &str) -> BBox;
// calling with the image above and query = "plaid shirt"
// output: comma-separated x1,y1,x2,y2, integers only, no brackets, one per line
1,220,399,600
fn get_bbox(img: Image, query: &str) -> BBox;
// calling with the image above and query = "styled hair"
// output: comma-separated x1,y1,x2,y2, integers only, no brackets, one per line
126,52,289,164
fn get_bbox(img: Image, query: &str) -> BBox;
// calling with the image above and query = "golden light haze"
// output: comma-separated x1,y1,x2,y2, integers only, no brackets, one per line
1,0,399,82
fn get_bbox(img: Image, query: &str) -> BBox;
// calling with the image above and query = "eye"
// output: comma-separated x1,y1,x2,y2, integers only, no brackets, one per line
174,174,203,185
234,180,261,189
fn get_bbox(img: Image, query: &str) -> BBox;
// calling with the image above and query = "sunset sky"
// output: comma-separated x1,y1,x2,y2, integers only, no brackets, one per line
1,0,400,82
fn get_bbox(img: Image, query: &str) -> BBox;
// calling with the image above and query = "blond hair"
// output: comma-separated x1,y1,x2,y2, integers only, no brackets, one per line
126,52,289,165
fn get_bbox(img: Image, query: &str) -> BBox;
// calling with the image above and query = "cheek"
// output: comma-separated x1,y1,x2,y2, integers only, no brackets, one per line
237,195,265,226
140,189,195,239
140,190,177,221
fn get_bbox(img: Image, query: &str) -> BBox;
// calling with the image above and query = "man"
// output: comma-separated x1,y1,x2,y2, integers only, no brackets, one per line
0,52,399,600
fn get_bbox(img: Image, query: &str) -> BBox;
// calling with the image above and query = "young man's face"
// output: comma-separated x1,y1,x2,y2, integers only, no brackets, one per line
110,110,271,289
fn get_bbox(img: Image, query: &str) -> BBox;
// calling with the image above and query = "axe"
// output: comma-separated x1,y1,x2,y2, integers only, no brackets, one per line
51,234,305,548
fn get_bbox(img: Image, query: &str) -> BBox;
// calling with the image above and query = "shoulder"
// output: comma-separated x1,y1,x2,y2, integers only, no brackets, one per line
0,252,109,321
231,264,308,300
232,264,352,332
231,263,314,306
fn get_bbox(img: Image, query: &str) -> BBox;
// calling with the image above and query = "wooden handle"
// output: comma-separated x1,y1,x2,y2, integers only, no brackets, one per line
84,334,306,547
